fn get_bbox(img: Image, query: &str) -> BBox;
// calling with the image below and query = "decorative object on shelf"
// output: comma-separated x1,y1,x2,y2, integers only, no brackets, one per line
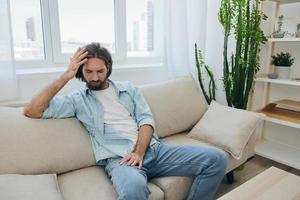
296,23,300,38
267,73,278,79
219,0,267,109
271,15,286,38
271,52,295,79
194,43,216,104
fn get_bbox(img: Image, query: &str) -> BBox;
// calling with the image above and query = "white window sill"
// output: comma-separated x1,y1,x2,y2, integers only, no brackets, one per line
16,63,164,79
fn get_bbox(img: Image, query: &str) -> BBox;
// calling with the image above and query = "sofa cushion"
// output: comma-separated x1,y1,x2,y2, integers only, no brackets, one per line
0,107,95,175
140,75,207,138
163,132,254,172
188,101,263,160
57,166,164,200
0,174,64,200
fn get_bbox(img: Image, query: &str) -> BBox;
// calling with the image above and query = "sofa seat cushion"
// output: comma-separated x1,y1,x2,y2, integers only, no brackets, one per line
163,132,251,173
150,176,193,200
57,166,164,200
0,174,64,200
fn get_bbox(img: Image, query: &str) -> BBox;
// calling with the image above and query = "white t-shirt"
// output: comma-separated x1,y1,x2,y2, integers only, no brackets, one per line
92,85,139,144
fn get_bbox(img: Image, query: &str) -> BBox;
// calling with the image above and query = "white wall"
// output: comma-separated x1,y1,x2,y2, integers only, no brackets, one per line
186,0,208,75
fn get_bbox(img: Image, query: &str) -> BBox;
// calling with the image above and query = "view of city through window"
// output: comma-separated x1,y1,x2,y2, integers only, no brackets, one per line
10,0,44,60
58,0,115,54
9,0,155,61
127,0,154,56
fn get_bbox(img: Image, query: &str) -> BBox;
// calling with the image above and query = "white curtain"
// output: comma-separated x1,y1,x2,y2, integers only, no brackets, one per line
0,0,18,102
163,0,208,78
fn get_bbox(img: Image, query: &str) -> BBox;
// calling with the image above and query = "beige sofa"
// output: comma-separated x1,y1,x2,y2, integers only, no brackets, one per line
0,76,256,200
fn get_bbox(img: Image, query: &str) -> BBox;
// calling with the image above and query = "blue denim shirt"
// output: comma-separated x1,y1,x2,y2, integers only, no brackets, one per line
42,79,159,162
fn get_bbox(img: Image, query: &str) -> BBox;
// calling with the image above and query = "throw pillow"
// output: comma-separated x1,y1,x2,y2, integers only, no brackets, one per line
0,174,64,200
188,101,264,160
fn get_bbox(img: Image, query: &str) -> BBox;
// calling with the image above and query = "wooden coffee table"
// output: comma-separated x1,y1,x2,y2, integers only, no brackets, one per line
218,166,300,200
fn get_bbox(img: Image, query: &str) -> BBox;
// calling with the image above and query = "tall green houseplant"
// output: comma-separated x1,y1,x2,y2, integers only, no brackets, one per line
219,0,267,109
194,43,216,105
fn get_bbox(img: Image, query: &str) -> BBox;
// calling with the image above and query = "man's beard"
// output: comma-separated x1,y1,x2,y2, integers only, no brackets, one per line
86,80,108,90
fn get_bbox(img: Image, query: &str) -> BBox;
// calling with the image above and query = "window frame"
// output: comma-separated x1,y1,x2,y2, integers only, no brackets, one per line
13,0,162,69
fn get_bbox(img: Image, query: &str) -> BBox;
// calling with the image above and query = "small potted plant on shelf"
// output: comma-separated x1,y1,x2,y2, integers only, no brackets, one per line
271,52,295,79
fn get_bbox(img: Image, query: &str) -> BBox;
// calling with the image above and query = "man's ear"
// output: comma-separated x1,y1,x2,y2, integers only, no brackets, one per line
106,64,110,72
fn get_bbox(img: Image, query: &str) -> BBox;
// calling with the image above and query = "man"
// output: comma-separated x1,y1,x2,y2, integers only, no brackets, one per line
24,42,227,200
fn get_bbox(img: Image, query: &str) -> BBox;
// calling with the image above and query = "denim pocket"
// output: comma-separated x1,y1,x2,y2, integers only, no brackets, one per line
104,157,122,176
143,143,160,168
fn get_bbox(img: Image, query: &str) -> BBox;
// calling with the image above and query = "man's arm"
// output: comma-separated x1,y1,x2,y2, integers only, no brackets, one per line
119,124,153,169
24,48,88,118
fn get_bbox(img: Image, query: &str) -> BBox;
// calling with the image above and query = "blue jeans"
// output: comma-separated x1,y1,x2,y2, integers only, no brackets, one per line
99,142,227,200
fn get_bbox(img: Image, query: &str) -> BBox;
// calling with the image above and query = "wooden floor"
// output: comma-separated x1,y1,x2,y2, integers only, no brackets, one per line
216,155,300,198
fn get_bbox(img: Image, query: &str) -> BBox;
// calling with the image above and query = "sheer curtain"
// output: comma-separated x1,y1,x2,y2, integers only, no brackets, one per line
0,0,18,102
162,0,208,78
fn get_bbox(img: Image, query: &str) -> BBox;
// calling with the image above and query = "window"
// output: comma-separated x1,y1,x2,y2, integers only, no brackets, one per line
10,0,44,60
127,0,154,56
57,0,115,54
6,0,162,68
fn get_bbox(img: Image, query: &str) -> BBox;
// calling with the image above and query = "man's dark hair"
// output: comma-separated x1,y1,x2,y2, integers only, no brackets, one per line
75,42,113,81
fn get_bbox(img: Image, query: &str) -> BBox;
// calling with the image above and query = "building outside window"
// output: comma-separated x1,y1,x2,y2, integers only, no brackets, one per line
7,0,161,68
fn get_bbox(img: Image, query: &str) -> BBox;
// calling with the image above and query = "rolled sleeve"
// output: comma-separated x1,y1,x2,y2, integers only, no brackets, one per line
42,95,76,119
131,84,156,130
138,117,155,130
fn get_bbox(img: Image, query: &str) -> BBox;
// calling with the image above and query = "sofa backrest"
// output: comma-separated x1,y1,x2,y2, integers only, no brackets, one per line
0,75,207,175
140,75,207,138
0,107,95,175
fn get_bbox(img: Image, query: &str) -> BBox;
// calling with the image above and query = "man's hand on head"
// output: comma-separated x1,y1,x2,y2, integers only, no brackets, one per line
63,47,88,80
119,152,145,169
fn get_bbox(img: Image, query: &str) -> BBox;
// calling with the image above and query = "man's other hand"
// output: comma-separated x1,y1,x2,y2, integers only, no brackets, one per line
119,152,144,169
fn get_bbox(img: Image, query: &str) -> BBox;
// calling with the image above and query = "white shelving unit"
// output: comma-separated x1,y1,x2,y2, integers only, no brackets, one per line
276,0,300,3
253,0,300,170
263,115,300,129
256,77,300,86
268,38,300,42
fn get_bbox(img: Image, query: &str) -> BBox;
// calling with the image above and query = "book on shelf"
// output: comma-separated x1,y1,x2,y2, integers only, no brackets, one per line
258,99,300,125
275,99,300,113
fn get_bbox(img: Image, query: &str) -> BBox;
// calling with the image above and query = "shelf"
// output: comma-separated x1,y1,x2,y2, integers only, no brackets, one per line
257,100,300,129
266,0,300,4
268,38,300,42
255,77,300,86
263,116,300,129
255,139,300,170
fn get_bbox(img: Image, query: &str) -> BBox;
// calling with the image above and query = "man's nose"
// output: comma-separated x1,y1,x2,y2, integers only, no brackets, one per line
91,73,99,81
